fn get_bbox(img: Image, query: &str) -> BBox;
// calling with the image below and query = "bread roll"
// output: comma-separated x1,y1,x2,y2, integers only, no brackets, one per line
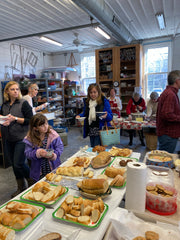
32,182,50,192
91,209,100,223
110,174,125,187
41,190,55,203
91,152,111,168
56,208,65,218
0,224,15,240
65,213,78,222
38,232,62,240
77,216,90,225
45,173,56,181
54,175,62,182
105,167,126,178
56,166,84,177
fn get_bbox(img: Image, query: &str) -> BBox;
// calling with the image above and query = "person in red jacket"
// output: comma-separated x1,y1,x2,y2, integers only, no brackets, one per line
156,70,180,153
126,92,146,146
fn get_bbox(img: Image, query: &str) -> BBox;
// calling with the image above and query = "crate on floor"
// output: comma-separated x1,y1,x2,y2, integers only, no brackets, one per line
59,132,68,146
144,132,157,150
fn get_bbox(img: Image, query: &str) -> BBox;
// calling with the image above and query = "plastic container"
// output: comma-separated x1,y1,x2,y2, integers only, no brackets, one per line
146,151,174,168
147,165,174,186
146,182,177,215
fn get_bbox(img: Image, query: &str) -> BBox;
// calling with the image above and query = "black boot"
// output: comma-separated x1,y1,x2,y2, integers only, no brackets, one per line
138,130,145,146
128,131,133,146
11,178,27,198
26,178,36,188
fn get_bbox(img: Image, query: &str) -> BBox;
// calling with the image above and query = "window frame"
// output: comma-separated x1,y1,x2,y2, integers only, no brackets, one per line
143,40,172,100
80,52,96,94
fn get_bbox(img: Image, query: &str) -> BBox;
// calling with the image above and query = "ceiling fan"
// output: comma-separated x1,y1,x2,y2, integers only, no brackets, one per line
72,32,97,49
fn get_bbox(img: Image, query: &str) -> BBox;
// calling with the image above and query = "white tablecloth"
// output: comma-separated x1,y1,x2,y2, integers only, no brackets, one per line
6,151,141,240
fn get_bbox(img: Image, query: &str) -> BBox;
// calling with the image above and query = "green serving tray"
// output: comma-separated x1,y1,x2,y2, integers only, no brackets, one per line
0,199,45,232
52,196,108,229
20,184,68,206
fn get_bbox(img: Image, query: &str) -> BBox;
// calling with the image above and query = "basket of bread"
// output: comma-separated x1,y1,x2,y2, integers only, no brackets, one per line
0,200,45,231
53,195,108,228
146,150,174,168
20,181,68,206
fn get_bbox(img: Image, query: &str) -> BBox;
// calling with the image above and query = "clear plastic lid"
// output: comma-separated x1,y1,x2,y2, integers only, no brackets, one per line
146,165,174,186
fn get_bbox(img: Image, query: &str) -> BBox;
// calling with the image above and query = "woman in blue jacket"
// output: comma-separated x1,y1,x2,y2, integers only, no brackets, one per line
76,83,113,147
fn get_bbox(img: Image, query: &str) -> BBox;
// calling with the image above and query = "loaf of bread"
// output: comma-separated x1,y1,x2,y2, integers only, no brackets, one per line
77,178,109,195
91,152,111,169
110,174,125,187
56,166,84,177
0,201,39,230
38,232,62,240
0,224,15,240
105,167,126,178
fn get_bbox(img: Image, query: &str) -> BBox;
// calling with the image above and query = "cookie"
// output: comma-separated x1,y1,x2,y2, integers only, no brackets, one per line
145,231,159,240
119,160,126,167
164,189,173,196
149,191,158,195
156,184,164,191
133,237,146,240
146,186,156,191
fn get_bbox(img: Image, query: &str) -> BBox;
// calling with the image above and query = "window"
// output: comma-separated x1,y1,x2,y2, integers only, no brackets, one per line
80,52,96,94
144,40,172,99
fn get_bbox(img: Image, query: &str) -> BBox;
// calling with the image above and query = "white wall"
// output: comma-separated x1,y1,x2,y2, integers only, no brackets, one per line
172,37,180,70
0,42,52,104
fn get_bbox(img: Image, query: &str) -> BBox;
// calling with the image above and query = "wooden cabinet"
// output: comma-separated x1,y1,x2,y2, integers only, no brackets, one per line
96,44,142,116
117,44,142,116
95,47,116,96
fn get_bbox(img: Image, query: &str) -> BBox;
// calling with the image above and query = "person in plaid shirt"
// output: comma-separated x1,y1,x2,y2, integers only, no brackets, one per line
156,70,180,153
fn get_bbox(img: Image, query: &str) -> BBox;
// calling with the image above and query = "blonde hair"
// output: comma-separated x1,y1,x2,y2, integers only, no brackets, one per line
4,81,22,101
87,83,104,105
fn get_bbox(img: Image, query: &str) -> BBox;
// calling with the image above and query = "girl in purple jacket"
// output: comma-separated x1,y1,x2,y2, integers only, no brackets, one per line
23,113,63,183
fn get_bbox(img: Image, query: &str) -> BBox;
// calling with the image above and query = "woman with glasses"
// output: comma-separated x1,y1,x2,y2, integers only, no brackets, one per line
23,82,48,115
76,83,113,147
0,81,33,197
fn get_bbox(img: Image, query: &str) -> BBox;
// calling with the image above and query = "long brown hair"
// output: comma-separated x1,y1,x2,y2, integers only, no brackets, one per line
4,81,22,101
27,113,51,147
86,83,104,105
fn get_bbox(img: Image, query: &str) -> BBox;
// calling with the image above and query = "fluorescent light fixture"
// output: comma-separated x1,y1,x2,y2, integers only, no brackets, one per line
40,36,63,46
95,27,111,39
155,12,166,30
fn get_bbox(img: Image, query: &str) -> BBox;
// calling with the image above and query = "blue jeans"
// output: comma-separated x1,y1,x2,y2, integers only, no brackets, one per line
6,140,30,179
90,135,101,147
158,135,178,153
